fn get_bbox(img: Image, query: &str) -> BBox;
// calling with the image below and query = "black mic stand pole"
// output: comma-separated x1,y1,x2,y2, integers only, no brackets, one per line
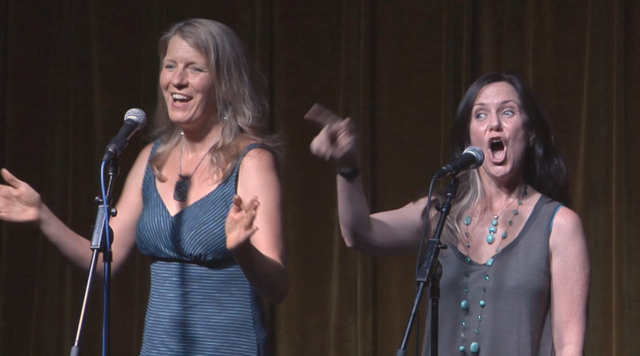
69,157,119,356
395,177,458,356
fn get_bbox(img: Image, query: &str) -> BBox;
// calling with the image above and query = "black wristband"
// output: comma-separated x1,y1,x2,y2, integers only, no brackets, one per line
337,166,360,182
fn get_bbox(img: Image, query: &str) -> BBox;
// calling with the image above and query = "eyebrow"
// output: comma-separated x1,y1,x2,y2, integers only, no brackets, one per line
473,100,521,107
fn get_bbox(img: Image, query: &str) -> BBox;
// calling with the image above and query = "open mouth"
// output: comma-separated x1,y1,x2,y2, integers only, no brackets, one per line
171,93,192,103
490,138,505,160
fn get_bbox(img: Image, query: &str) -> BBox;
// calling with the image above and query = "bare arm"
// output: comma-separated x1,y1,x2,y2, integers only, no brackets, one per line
0,144,150,274
225,148,288,304
549,207,590,356
308,106,424,256
336,173,425,255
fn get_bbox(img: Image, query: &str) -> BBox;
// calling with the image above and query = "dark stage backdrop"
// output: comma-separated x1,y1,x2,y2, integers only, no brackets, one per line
1,1,638,355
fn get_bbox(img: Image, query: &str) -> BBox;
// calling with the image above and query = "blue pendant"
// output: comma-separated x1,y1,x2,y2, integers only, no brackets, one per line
461,300,469,310
486,233,495,244
470,341,480,353
491,219,498,226
464,216,472,225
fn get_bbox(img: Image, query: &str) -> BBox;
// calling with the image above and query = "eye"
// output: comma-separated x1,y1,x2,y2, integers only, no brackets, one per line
502,109,515,117
162,63,175,70
189,65,206,73
474,112,487,120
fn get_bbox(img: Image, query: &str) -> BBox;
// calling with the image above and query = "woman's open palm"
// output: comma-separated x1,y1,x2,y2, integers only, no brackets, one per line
0,168,41,223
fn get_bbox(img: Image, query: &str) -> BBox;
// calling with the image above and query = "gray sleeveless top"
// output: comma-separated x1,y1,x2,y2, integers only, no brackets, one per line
422,194,562,356
136,142,270,356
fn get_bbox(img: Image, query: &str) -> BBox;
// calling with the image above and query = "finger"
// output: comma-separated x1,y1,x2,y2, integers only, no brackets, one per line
230,194,243,212
242,196,260,214
304,103,343,126
341,117,354,132
310,130,335,160
335,118,355,144
1,169,22,188
335,136,357,157
244,226,259,239
244,210,258,230
309,129,324,153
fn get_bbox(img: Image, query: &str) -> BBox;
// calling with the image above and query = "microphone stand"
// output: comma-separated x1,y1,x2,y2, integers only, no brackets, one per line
395,177,458,356
69,157,119,356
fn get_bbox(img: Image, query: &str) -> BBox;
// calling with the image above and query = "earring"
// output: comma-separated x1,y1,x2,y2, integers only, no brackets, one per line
221,103,231,121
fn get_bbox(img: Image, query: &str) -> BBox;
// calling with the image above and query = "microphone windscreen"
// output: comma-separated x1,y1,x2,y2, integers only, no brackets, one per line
124,108,146,127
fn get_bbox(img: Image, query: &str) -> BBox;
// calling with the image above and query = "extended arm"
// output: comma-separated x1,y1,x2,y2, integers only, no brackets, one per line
309,113,425,256
0,144,150,274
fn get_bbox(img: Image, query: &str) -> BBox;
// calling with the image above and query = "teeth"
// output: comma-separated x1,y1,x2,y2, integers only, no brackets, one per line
172,94,190,100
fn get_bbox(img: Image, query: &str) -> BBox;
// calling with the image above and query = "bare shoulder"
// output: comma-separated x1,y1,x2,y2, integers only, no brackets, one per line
549,205,587,250
239,146,277,172
551,206,583,235
236,145,279,194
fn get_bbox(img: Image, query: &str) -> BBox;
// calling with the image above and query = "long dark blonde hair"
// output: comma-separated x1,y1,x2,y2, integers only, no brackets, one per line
149,18,279,181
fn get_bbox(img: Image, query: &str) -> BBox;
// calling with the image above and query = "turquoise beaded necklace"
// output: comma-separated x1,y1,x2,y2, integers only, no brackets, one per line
458,185,528,354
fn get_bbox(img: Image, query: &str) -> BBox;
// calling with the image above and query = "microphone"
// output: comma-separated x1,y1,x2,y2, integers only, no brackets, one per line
102,108,147,161
433,146,484,179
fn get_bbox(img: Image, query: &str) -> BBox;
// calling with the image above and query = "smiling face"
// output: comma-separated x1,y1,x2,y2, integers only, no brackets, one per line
469,81,530,184
160,35,217,130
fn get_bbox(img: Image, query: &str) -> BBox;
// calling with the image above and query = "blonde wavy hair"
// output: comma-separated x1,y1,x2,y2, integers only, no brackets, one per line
149,19,279,182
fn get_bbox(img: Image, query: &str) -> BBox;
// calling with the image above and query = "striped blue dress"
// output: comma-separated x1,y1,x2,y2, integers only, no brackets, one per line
136,142,269,356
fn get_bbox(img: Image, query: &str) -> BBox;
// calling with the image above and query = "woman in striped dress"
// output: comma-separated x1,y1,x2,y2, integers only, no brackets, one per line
0,18,287,355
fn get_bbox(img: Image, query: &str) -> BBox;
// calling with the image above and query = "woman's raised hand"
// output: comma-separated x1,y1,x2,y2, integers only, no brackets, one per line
225,194,260,251
306,103,359,170
0,168,42,223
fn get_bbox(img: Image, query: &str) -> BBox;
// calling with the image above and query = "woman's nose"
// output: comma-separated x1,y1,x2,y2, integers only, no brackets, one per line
489,113,502,131
171,69,187,87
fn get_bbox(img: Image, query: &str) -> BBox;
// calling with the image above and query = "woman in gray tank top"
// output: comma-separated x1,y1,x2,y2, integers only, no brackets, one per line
308,71,589,356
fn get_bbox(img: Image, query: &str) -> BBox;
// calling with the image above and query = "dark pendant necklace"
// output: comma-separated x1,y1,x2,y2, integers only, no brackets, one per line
173,174,192,202
173,135,216,202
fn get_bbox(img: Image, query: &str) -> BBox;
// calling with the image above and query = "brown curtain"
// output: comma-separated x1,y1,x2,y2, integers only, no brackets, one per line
1,0,637,355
